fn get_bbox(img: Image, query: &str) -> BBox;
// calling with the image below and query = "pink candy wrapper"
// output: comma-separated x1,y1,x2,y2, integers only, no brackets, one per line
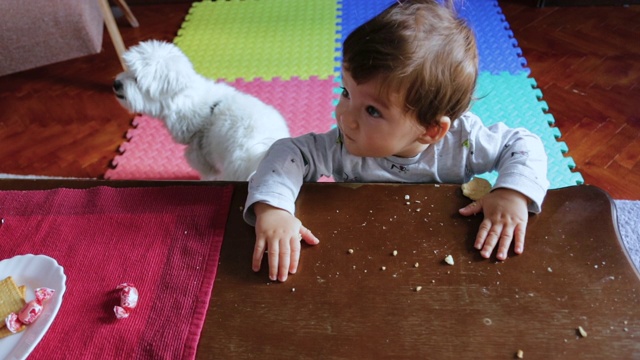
18,300,43,325
5,287,54,333
114,306,130,320
113,283,139,320
5,312,23,333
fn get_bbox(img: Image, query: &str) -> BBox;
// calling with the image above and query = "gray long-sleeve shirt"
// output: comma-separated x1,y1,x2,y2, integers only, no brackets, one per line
244,112,549,226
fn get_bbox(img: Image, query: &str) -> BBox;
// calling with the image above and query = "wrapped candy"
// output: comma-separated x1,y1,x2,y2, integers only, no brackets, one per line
5,312,24,333
113,306,130,320
35,287,55,303
18,300,43,324
113,283,139,320
5,287,54,333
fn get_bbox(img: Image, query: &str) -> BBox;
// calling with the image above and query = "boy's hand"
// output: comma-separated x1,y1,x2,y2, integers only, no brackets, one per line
458,188,529,261
252,202,320,282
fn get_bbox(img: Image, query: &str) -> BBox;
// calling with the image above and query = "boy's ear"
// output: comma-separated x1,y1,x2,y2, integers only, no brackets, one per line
418,116,451,144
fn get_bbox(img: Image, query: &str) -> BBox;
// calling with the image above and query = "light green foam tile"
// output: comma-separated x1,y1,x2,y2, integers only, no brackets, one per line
174,0,340,81
471,72,583,188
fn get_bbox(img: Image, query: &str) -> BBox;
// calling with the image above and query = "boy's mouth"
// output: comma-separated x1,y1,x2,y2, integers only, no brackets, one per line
343,133,354,142
337,122,353,142
340,127,354,142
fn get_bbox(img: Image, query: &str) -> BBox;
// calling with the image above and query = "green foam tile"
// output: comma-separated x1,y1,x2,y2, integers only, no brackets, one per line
472,72,584,188
174,0,340,81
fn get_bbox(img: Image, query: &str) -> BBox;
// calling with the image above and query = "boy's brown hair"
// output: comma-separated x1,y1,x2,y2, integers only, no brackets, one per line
342,0,478,129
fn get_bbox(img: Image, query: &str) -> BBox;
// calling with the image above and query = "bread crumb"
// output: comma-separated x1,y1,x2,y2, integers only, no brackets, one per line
578,326,588,338
404,195,410,200
381,266,386,271
415,286,422,292
516,349,524,359
414,262,419,268
392,250,398,256
444,255,454,266
348,249,354,254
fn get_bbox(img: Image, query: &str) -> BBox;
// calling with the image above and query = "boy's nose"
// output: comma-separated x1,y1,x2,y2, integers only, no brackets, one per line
340,113,357,130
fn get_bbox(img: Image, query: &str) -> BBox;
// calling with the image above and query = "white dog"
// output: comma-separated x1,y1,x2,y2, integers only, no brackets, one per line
113,40,290,181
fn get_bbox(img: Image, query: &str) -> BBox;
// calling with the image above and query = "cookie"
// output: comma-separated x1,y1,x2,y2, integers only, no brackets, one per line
461,177,492,200
0,276,27,337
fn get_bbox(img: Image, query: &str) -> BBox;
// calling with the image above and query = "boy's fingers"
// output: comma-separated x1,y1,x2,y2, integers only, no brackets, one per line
252,239,266,272
481,224,502,259
459,201,483,216
267,242,280,281
514,223,527,254
496,230,514,260
278,244,290,282
289,236,301,274
299,225,320,245
474,219,491,250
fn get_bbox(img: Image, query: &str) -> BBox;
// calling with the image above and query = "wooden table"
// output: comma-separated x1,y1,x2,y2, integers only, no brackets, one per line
1,180,638,358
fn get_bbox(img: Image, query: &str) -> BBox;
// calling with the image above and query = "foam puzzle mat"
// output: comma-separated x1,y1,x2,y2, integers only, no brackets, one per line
106,0,584,188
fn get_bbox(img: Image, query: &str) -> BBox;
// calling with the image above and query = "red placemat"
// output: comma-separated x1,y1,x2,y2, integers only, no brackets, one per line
0,185,234,359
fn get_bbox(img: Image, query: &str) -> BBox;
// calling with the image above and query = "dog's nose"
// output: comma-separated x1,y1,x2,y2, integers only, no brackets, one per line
113,80,123,92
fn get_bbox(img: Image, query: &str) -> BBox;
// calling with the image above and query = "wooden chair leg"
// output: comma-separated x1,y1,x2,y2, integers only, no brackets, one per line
113,0,139,28
98,0,128,70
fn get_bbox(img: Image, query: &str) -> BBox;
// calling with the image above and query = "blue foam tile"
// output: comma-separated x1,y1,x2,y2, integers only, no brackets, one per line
336,0,395,66
337,0,395,43
456,0,529,75
337,0,529,75
472,72,583,188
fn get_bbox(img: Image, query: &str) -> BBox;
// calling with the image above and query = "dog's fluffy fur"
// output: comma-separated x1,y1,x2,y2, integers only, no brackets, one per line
113,40,290,181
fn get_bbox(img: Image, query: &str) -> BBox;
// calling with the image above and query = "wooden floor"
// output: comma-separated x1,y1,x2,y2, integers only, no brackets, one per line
0,1,638,200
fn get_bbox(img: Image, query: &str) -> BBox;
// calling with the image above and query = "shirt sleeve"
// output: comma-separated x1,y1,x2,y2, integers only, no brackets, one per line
466,117,550,213
243,129,341,225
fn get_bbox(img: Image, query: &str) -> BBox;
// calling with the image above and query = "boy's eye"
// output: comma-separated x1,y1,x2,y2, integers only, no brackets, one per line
366,106,382,118
340,87,350,99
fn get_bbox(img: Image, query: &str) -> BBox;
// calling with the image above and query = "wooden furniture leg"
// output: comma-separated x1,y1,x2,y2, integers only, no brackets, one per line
113,0,139,28
97,0,128,70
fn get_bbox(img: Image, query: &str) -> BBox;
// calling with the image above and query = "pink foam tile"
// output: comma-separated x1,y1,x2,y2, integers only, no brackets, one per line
228,76,339,137
105,77,340,180
105,115,199,180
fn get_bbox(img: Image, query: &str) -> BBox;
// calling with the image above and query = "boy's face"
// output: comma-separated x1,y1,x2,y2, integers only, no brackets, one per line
335,69,428,158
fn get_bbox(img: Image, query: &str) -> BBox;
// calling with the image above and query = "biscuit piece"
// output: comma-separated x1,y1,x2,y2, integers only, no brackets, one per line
461,177,492,200
0,277,26,325
0,276,27,336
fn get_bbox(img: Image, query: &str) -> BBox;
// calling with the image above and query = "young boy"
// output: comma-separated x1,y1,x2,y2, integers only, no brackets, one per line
243,0,549,282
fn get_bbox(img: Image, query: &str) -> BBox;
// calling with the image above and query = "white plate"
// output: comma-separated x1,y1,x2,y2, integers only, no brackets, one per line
0,254,66,360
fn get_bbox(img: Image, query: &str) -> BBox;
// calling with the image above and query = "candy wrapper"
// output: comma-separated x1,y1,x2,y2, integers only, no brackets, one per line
18,300,43,324
114,283,139,320
5,313,23,333
5,287,54,333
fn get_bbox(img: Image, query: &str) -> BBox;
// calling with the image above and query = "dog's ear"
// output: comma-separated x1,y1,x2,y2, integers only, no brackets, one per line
123,40,196,98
